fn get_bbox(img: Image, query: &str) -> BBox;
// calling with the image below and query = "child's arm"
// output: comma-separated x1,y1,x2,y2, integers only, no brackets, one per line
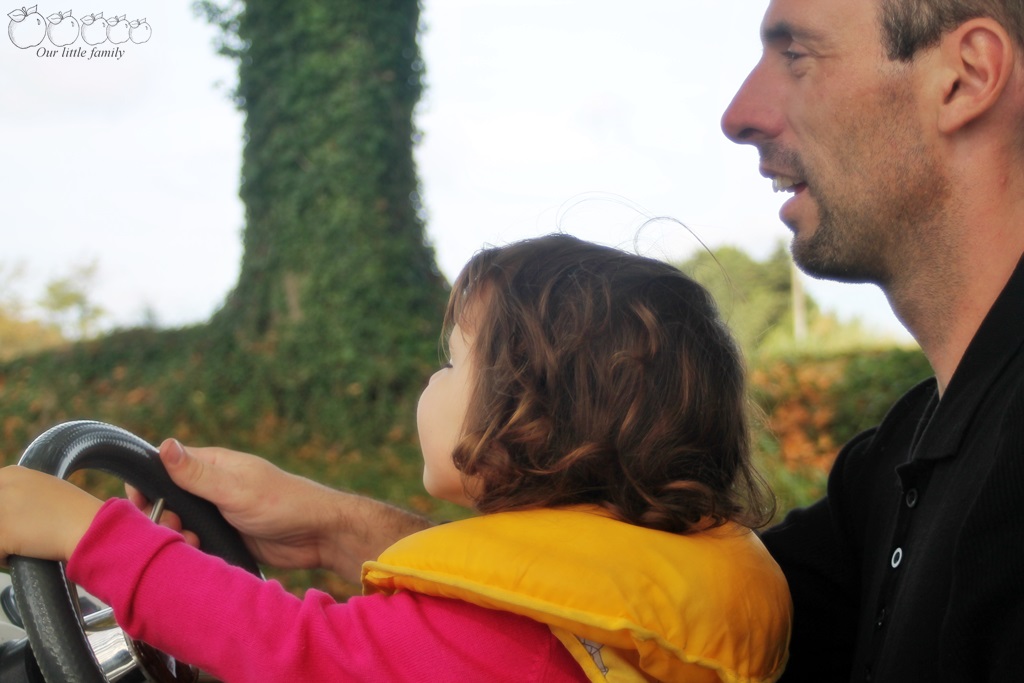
68,499,575,683
0,466,101,565
129,440,432,583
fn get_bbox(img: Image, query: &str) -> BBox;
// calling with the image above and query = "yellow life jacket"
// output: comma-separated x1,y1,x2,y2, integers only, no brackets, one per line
362,506,791,683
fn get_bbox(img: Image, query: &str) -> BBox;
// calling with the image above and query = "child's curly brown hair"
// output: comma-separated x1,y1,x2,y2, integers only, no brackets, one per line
443,234,775,533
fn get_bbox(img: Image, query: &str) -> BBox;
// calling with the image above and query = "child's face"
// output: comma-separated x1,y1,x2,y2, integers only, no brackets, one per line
417,320,478,507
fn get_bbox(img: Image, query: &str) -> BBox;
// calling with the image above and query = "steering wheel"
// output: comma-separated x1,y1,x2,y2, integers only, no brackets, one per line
9,421,262,683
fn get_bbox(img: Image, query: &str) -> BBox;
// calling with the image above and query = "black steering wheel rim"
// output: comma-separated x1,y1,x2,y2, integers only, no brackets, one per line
9,420,261,683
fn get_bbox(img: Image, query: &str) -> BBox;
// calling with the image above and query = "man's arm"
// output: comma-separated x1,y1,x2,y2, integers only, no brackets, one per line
129,440,433,584
760,430,875,683
761,499,858,682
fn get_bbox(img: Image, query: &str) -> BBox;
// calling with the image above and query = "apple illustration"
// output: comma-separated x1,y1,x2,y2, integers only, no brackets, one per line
46,10,80,47
128,17,150,44
79,12,105,45
7,5,46,49
105,14,128,44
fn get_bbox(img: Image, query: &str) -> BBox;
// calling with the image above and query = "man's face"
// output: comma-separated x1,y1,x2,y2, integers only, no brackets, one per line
721,0,950,286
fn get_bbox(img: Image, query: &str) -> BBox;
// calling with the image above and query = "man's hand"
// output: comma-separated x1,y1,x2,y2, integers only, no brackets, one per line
129,440,433,583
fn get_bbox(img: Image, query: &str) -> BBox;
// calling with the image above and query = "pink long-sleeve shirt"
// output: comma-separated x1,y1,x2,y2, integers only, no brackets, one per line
66,498,587,683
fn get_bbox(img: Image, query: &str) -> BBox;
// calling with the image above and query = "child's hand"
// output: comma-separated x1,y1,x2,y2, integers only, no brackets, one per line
0,466,103,565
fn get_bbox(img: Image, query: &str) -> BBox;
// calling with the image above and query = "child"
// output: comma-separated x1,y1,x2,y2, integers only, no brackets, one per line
0,234,791,682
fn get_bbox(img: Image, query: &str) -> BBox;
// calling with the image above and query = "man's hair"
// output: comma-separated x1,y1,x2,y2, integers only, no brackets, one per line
443,234,774,534
880,0,1024,61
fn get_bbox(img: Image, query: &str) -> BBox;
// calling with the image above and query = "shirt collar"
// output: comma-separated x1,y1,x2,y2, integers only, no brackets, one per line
912,251,1024,460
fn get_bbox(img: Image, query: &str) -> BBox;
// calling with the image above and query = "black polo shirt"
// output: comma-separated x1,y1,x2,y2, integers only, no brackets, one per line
764,255,1024,682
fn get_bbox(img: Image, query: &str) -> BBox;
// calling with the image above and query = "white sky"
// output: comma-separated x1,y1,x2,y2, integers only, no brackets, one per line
0,0,912,341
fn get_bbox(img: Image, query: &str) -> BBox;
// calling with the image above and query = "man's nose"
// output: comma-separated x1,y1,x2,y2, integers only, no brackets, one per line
721,60,779,145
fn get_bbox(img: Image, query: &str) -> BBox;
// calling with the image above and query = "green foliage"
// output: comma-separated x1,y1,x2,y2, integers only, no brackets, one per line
36,260,106,340
0,326,439,510
200,0,448,447
748,347,932,520
0,315,64,361
0,262,71,360
829,348,932,445
678,243,908,357
755,451,828,521
678,243,804,352
0,262,25,314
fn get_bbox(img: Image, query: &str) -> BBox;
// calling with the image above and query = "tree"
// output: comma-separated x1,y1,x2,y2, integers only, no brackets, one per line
0,262,26,318
0,262,70,360
37,260,106,341
197,0,448,443
678,244,798,354
679,244,903,357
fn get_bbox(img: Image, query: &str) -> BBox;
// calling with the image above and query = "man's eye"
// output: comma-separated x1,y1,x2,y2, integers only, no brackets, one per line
783,50,805,62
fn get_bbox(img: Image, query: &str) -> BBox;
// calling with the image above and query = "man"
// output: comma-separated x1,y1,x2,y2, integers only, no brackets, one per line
721,0,1024,680
135,0,1024,679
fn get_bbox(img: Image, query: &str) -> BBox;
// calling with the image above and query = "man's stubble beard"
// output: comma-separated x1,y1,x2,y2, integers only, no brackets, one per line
789,87,953,290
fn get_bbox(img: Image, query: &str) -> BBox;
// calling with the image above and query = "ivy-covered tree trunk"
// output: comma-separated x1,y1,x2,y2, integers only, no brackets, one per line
204,0,447,445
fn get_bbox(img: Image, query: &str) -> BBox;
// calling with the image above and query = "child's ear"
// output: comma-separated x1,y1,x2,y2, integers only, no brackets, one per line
934,18,1015,134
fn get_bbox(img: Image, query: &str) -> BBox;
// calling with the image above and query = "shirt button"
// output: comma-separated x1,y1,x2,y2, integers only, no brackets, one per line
891,547,903,568
905,489,919,508
875,607,886,629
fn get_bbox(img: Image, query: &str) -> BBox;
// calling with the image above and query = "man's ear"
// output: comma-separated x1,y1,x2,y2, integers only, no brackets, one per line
936,18,1015,134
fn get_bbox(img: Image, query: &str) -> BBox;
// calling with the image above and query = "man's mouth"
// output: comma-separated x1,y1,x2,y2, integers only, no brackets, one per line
771,175,803,193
